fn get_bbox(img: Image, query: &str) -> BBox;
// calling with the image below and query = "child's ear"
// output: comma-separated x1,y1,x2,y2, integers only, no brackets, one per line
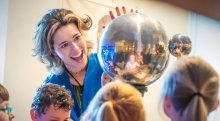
163,97,181,121
211,100,219,111
30,108,38,121
163,97,172,118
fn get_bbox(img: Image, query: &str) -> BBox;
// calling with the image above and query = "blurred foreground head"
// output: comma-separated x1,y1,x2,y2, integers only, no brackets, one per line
162,56,219,121
81,81,145,121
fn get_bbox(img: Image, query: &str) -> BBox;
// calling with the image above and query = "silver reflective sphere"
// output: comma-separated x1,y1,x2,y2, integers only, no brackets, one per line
169,34,192,58
98,13,169,86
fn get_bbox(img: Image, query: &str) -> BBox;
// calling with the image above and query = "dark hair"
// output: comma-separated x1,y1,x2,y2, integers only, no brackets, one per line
31,83,73,116
0,84,9,104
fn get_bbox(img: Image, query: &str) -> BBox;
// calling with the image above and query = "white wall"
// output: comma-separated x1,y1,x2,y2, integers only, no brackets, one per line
0,0,8,83
7,0,220,121
4,0,60,120
189,13,220,74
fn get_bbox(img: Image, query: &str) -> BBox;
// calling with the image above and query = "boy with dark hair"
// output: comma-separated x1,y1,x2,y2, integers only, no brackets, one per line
30,83,73,121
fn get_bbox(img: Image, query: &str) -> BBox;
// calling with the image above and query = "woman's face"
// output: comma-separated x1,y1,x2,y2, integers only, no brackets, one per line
53,24,88,72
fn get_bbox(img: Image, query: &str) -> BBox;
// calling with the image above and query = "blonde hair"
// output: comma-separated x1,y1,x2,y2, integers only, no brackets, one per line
80,81,145,121
162,56,219,121
33,8,92,74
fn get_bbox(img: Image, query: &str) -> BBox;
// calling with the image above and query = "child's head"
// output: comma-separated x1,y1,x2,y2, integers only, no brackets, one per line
30,83,73,121
129,54,136,62
162,56,219,121
0,84,14,121
0,84,9,104
80,81,145,121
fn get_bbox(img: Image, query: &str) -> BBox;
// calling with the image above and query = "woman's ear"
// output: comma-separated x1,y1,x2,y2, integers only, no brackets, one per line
30,108,37,121
51,50,58,57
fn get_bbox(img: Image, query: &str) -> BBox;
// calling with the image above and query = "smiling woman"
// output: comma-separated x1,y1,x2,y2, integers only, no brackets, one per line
32,8,104,121
3,0,220,121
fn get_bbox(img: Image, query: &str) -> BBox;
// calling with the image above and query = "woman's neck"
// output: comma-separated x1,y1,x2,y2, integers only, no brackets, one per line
66,69,86,86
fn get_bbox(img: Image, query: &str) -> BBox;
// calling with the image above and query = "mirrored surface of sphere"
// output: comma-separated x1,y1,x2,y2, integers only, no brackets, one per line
169,34,192,58
98,13,169,86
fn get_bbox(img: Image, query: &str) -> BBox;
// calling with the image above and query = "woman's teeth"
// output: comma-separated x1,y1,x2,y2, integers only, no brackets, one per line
71,51,83,61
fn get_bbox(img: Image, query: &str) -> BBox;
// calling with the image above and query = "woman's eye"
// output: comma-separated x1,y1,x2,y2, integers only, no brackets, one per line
60,42,69,48
73,35,81,42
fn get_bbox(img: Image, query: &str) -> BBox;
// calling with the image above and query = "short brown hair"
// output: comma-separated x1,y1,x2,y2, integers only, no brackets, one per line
31,83,73,116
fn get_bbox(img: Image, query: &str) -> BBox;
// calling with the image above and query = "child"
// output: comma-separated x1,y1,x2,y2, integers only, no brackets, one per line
30,83,73,121
162,56,219,121
80,81,146,121
0,84,14,121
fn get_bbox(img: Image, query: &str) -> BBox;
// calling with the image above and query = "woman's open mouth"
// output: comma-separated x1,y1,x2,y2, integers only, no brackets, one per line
71,50,84,62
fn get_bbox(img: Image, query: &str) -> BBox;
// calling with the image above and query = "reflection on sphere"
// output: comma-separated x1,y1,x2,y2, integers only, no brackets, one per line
169,34,192,58
98,13,169,86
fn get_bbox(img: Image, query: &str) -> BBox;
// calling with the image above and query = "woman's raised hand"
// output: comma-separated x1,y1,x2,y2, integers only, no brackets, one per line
109,6,137,19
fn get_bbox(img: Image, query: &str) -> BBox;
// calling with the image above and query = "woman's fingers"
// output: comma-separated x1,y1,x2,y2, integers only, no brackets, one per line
109,6,138,20
116,6,121,16
109,10,115,19
109,6,134,20
122,6,126,14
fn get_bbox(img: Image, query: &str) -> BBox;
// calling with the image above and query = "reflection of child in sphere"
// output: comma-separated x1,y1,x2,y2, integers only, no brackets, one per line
175,46,183,56
125,54,140,70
